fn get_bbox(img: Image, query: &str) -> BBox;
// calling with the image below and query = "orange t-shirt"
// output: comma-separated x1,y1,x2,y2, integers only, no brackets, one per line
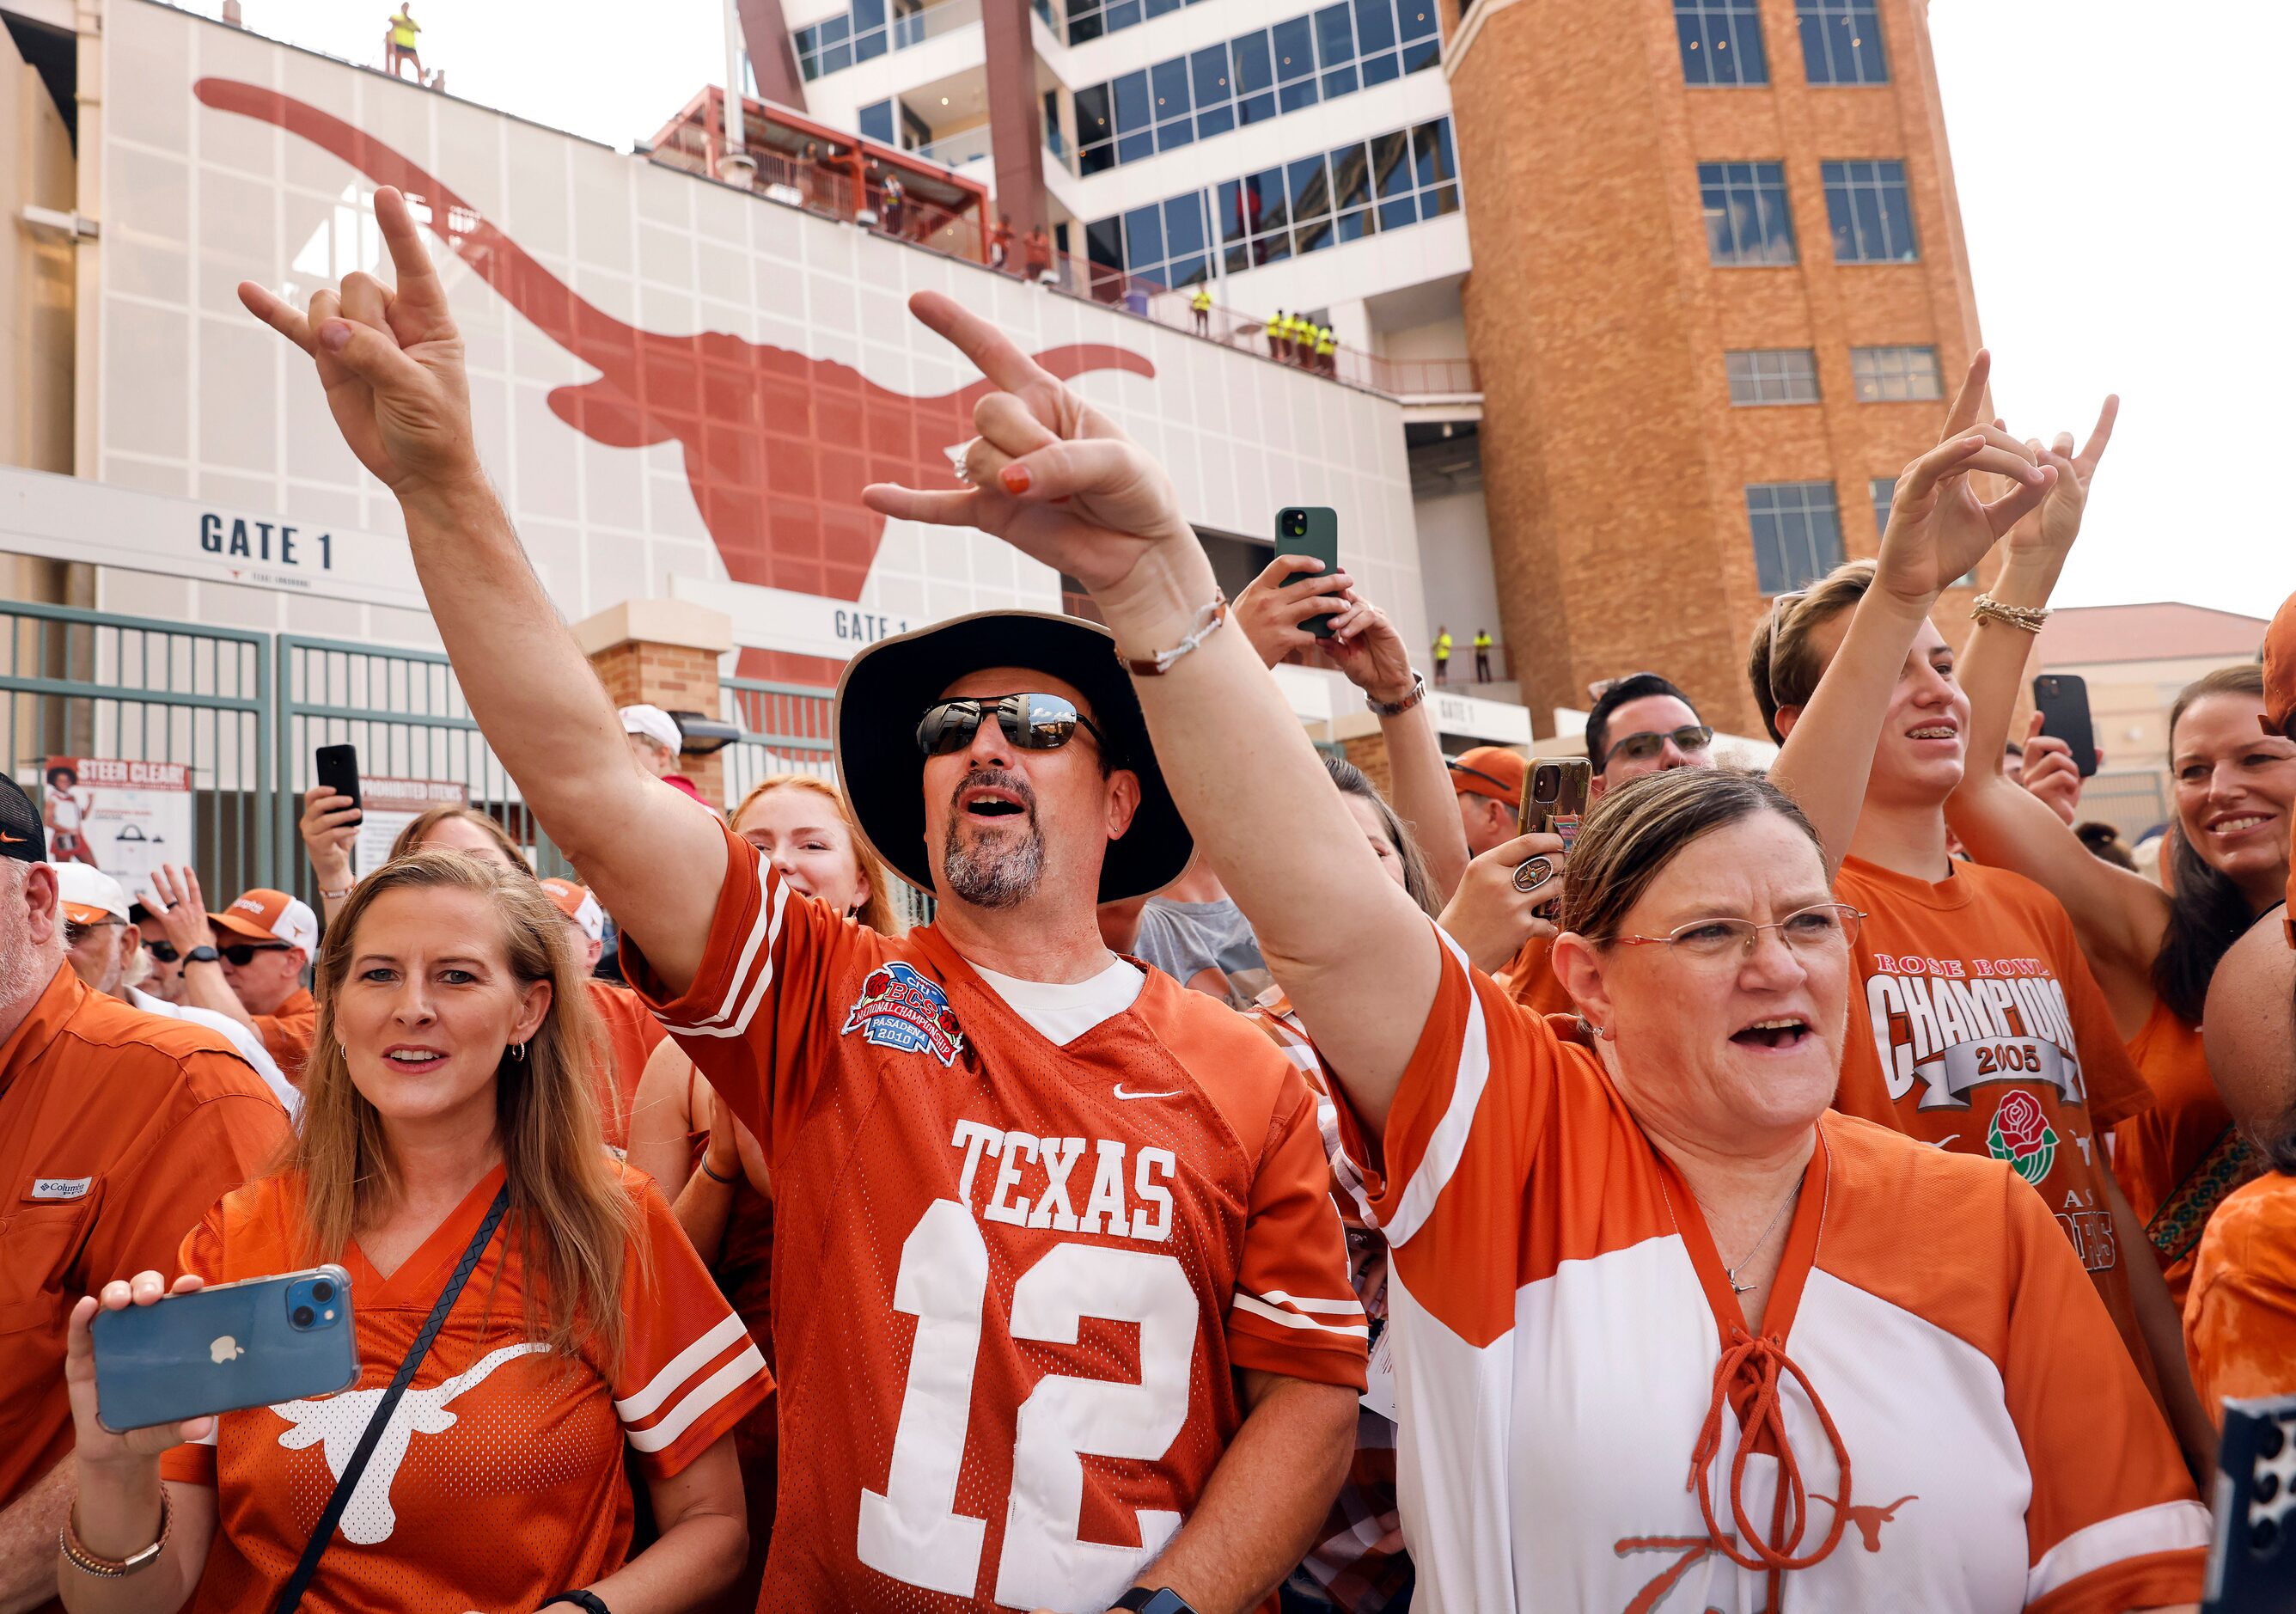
1493,932,1573,1017
584,979,668,1150
253,986,317,1086
2184,1170,2296,1422
1833,856,2156,1377
2114,997,2258,1310
159,1162,772,1613
622,816,1364,1611
0,966,288,1537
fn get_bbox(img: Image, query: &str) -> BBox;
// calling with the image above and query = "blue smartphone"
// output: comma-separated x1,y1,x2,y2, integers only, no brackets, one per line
90,1267,357,1434
1274,506,1340,639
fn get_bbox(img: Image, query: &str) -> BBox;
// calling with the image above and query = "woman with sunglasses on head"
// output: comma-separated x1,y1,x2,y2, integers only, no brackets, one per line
58,851,770,1614
1751,361,2214,1477
1935,415,2294,1320
861,291,2207,1611
625,774,896,1614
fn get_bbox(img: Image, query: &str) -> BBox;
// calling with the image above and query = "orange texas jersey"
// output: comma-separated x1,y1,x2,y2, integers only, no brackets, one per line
2116,999,2256,1310
623,817,1367,1613
2184,1170,2296,1421
1326,930,2206,1614
584,977,669,1150
159,1163,771,1614
1493,932,1574,1018
1831,855,2158,1373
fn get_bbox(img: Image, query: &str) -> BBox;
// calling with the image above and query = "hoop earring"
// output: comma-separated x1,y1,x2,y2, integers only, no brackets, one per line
510,1041,528,1062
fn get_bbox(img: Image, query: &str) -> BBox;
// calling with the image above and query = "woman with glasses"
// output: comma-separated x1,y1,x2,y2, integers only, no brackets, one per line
861,290,2208,1610
1750,355,2214,1478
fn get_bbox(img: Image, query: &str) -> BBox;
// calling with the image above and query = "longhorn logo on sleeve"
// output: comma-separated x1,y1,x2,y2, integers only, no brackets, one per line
271,1342,547,1544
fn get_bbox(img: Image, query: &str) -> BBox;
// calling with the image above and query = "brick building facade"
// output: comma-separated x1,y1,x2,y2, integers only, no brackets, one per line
1449,0,1988,737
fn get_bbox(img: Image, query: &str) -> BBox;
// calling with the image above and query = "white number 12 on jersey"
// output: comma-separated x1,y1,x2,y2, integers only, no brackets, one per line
857,1199,1198,1609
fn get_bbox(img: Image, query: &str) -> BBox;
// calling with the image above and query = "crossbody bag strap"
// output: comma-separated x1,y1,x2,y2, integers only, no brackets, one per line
270,1182,514,1614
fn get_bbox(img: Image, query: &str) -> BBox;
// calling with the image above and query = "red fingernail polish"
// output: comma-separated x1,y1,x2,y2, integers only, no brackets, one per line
1000,464,1031,494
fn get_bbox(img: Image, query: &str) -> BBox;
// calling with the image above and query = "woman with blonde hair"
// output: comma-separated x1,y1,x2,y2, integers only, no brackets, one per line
625,772,894,1611
59,851,769,1614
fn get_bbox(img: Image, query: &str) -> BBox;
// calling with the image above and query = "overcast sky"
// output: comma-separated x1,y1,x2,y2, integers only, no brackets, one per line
205,0,2286,618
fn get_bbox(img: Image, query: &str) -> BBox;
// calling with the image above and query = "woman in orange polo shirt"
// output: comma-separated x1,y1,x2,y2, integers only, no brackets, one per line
1934,416,2292,1311
1745,353,2214,1476
56,851,768,1614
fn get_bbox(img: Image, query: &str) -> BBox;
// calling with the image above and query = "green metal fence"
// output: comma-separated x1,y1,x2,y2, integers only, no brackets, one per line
0,601,273,901
274,634,577,906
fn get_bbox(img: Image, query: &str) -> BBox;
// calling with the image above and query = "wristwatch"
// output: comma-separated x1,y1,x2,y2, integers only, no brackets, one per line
542,1592,610,1614
184,945,221,966
1113,1591,1198,1614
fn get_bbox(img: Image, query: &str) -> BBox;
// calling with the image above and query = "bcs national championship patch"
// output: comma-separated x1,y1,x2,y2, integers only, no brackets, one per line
841,962,967,1067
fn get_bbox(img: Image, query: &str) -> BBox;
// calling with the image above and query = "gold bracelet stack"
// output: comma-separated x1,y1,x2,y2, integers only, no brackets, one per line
60,1490,171,1578
1969,594,2050,633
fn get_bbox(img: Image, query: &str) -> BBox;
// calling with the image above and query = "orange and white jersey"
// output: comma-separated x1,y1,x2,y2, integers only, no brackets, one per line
623,817,1365,1612
159,1163,770,1614
1334,932,2207,1613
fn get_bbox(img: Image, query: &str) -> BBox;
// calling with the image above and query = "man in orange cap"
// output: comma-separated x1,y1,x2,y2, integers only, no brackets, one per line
142,867,319,1085
0,781,286,1614
540,876,665,1148
1446,745,1525,860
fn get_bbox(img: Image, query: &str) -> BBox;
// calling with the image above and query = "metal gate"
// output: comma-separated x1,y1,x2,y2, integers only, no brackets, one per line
719,676,838,803
0,601,274,900
274,634,577,907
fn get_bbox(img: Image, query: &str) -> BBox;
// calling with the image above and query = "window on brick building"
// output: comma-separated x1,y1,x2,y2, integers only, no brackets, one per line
1798,0,1888,84
1850,345,1942,401
1701,162,1797,265
1726,349,1821,405
1676,0,1767,87
1823,159,1919,262
1747,481,1845,594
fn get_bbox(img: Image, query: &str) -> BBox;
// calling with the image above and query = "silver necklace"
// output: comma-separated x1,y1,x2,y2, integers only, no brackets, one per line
1694,1177,1802,1295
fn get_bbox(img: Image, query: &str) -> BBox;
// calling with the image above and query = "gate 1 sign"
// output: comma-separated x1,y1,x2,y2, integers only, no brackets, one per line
353,778,471,877
42,758,193,899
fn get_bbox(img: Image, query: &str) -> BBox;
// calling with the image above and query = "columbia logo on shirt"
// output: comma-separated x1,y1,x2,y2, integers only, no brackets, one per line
28,1177,93,1201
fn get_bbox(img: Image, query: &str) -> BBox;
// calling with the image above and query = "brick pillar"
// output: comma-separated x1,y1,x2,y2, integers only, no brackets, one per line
1340,732,1395,800
572,598,736,811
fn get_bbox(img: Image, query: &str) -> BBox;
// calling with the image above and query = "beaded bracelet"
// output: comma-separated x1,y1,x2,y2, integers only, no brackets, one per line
1969,593,2050,633
60,1491,170,1579
1116,590,1230,677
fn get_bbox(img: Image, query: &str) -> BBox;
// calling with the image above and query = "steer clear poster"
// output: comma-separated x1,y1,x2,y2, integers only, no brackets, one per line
42,757,193,893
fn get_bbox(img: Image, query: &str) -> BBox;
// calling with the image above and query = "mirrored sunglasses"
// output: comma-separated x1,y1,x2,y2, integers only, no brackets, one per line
917,693,1114,760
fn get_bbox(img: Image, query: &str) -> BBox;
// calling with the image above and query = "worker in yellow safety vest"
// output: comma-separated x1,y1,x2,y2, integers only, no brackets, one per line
384,3,424,82
1432,626,1453,685
1191,284,1213,336
1314,324,1336,375
1267,309,1288,362
1286,312,1313,365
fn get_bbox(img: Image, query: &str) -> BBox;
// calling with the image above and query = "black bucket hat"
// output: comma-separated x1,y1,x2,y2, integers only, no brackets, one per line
833,610,1192,903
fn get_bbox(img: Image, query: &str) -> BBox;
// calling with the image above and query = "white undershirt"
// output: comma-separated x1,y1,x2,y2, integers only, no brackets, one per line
969,955,1146,1047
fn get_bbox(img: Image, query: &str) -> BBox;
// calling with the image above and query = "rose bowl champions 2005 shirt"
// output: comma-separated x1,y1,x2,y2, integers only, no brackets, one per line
623,818,1366,1612
1831,856,2157,1378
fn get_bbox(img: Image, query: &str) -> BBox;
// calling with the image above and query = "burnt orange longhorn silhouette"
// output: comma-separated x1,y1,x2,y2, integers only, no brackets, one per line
1811,1494,1915,1552
193,79,1156,601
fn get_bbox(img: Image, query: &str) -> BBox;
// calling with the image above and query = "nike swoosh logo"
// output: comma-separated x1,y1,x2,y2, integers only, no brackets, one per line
1113,1085,1183,1101
0,831,25,843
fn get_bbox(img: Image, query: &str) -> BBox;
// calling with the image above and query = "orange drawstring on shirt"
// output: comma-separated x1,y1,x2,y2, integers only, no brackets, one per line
1686,1324,1853,1609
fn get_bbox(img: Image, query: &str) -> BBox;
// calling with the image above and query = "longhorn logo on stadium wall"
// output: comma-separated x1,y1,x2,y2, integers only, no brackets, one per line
192,81,1156,603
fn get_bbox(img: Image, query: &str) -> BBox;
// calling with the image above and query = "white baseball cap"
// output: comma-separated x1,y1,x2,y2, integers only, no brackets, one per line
55,862,131,926
620,704,683,757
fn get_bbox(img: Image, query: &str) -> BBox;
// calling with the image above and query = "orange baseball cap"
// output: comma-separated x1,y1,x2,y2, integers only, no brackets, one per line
540,877,605,943
211,888,320,956
1448,745,1527,808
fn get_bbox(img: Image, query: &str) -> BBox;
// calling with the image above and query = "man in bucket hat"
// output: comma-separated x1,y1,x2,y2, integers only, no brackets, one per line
250,184,1363,1613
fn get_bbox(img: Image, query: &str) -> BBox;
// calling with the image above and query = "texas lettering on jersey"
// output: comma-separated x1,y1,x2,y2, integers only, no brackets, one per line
1863,952,2088,1112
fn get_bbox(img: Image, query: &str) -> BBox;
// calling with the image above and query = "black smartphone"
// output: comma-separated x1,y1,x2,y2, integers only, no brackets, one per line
2202,1392,2296,1611
314,743,363,817
1273,507,1340,639
2031,675,2098,779
90,1267,358,1433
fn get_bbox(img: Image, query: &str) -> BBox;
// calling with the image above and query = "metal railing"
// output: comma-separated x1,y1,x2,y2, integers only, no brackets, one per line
911,124,995,172
1,601,273,902
720,677,838,807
